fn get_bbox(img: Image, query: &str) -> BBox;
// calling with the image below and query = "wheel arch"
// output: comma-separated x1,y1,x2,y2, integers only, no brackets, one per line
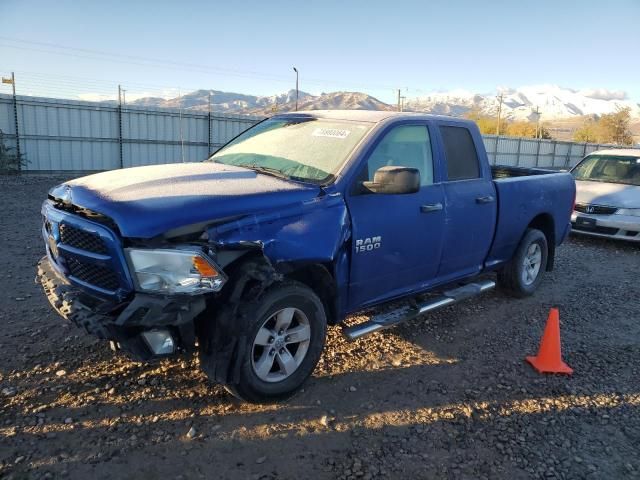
527,213,555,271
278,262,339,326
215,250,339,325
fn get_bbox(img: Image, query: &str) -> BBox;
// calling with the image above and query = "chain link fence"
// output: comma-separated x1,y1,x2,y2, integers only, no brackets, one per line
0,92,635,172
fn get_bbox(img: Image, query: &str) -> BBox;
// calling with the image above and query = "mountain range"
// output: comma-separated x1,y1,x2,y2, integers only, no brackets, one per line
127,85,640,121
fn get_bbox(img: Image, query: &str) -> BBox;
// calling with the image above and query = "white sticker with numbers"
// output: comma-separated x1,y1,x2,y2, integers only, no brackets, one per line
312,128,351,139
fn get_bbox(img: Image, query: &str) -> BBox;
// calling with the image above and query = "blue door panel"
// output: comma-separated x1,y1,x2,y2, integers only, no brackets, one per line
438,179,497,278
347,184,445,308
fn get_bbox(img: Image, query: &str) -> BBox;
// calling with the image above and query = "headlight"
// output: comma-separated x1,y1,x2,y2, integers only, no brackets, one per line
615,208,640,217
125,248,226,294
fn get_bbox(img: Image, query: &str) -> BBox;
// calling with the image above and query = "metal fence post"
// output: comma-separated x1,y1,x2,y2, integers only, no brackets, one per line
208,112,212,156
515,137,522,167
117,85,124,169
535,138,541,167
10,72,21,171
564,142,572,168
207,92,212,156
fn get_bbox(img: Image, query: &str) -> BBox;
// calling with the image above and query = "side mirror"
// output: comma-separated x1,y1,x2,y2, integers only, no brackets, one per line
362,166,420,194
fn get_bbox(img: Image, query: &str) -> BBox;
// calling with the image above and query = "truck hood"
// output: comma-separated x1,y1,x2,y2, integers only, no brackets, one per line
51,162,321,238
575,180,640,209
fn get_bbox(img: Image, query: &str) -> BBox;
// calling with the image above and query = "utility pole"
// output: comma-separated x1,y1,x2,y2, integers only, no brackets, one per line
397,89,401,112
496,93,504,136
400,95,406,112
3,72,21,167
8,72,21,167
293,67,299,111
533,106,541,139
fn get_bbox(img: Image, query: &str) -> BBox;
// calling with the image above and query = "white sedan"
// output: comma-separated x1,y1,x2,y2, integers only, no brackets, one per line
570,149,640,242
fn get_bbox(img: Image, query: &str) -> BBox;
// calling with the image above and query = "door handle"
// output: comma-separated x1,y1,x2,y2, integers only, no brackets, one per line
420,203,443,213
476,195,495,204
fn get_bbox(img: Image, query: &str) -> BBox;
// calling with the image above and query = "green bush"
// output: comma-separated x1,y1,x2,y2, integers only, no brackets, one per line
0,129,27,173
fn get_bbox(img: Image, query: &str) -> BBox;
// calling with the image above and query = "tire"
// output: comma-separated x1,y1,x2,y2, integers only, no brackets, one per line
203,281,327,403
498,228,548,298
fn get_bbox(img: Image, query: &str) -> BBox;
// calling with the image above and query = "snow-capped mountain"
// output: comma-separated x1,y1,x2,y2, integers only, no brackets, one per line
404,85,640,120
125,85,639,120
129,89,314,113
127,89,391,114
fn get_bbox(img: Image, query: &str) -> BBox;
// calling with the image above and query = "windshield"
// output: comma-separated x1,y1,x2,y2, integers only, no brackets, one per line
208,117,372,183
572,154,640,186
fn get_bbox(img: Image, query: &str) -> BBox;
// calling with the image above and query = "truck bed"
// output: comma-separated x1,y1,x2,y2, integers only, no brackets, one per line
485,167,575,269
491,165,561,179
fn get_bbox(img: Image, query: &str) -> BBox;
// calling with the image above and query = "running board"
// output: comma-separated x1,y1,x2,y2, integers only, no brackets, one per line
342,280,496,341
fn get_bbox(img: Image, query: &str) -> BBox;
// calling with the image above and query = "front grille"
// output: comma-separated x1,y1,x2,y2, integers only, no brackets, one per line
51,200,120,232
59,224,108,254
572,224,619,235
66,258,120,291
574,203,618,215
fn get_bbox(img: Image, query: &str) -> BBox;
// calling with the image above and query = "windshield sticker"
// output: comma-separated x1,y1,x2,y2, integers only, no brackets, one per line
312,128,351,139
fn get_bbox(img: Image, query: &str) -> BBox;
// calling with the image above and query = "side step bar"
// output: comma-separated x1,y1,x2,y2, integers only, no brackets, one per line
342,279,496,341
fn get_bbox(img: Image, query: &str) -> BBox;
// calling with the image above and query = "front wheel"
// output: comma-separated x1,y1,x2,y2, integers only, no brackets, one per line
202,281,327,403
498,228,549,298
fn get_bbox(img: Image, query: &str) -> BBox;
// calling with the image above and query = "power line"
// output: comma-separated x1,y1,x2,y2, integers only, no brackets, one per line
0,37,404,93
0,36,283,79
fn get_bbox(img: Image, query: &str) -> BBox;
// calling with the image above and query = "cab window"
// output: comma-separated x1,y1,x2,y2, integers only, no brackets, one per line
366,125,434,186
439,126,480,181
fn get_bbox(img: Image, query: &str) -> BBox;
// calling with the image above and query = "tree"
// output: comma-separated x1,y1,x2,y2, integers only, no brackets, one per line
505,121,552,139
464,110,552,139
506,121,536,138
0,129,27,173
598,107,633,145
574,120,598,143
464,109,503,135
573,108,633,145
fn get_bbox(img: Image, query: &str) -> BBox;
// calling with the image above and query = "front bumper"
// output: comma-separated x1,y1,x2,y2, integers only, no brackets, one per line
36,256,206,360
570,212,640,242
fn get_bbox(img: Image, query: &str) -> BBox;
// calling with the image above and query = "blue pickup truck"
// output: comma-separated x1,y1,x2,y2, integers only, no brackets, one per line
37,111,575,402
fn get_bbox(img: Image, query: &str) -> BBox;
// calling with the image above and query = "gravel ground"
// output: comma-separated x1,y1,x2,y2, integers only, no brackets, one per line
1,174,639,480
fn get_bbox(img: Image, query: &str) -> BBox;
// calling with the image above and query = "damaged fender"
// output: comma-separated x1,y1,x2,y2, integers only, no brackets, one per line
198,192,351,384
208,191,351,309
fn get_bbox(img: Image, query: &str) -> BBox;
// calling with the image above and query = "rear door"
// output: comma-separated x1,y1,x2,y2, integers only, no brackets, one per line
346,122,446,309
436,123,497,279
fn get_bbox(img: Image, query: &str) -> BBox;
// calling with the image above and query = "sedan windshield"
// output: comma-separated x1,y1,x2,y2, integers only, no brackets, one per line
208,117,372,183
572,155,640,186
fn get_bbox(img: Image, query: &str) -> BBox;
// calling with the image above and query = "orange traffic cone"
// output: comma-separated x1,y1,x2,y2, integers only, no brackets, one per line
526,308,573,375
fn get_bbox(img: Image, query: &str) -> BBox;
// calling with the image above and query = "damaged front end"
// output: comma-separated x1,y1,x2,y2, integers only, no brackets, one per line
37,199,227,361
37,255,207,360
37,181,350,374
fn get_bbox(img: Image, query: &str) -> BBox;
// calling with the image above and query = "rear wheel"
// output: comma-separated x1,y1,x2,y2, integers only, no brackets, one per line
498,228,548,297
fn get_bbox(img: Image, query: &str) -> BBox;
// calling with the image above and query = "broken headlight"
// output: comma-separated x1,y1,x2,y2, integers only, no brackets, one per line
125,248,226,294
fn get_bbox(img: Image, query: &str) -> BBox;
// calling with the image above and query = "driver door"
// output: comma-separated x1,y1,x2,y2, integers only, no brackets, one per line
346,123,445,309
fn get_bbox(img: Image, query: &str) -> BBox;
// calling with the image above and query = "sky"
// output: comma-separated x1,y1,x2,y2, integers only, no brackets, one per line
0,0,639,104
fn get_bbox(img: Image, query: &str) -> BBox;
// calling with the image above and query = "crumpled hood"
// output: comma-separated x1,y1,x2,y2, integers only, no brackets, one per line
575,180,640,209
51,162,320,238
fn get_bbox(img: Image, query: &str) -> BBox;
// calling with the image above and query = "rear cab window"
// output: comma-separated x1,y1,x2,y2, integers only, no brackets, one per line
439,125,480,181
